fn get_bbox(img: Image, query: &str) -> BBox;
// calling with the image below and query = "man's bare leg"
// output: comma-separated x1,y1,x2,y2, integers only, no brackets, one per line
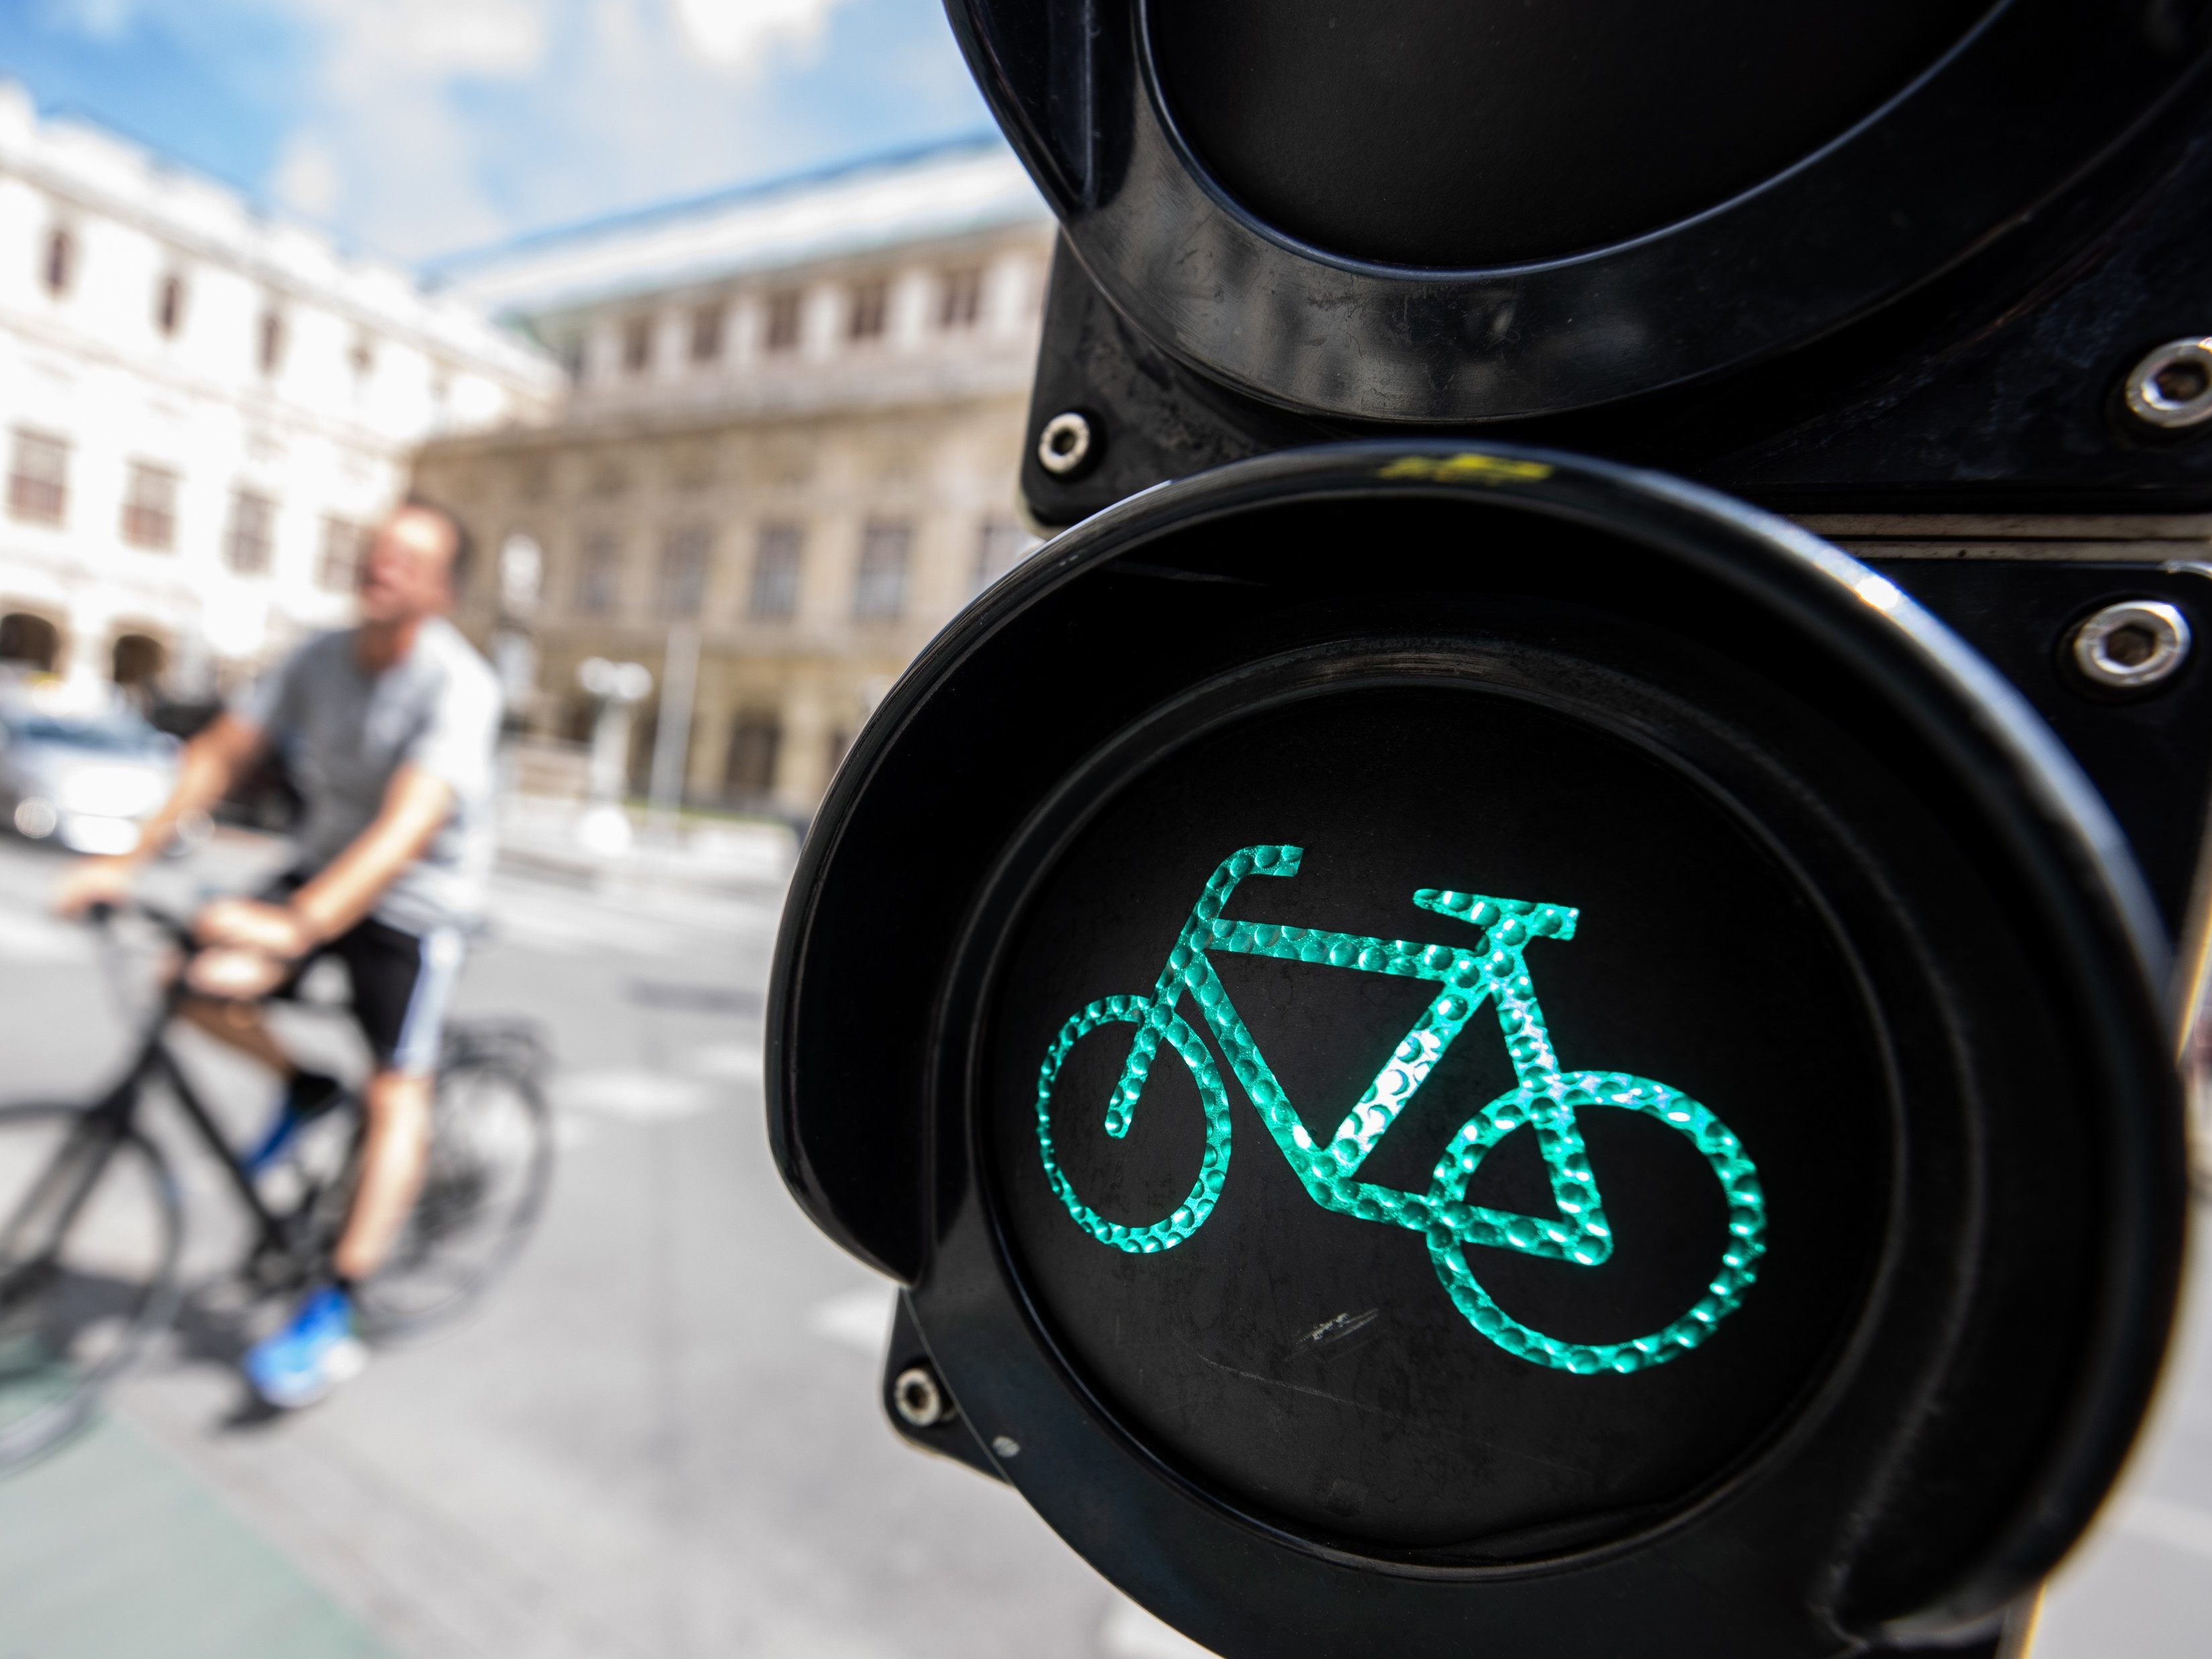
331,1069,432,1282
178,995,296,1078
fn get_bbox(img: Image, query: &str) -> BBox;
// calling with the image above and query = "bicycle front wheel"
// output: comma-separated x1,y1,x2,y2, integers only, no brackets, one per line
1423,1072,1766,1375
351,1056,555,1337
0,1104,180,1470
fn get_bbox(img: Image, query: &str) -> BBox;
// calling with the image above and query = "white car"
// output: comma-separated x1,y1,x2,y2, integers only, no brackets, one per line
0,703,180,855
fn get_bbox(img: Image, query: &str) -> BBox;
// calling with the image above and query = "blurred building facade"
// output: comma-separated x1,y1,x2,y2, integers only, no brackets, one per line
0,84,559,702
413,137,1053,817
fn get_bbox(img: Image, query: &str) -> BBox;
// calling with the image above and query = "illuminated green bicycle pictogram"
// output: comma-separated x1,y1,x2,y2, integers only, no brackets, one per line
1035,845,1767,1374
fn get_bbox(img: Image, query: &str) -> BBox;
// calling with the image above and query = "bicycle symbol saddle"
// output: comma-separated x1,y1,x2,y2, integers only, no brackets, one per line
1035,845,1767,1374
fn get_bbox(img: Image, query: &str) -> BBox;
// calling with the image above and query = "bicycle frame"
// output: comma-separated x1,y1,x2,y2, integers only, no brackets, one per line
1035,844,1767,1374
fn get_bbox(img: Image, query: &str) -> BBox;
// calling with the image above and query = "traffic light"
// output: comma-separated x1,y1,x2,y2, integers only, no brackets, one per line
768,7,2204,1656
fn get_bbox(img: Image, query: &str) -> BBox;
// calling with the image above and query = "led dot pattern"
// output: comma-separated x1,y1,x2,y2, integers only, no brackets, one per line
1033,844,1768,1373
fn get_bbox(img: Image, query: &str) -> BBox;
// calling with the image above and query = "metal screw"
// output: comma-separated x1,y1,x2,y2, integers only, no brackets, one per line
990,1434,1021,1459
2123,338,2212,429
2071,599,2191,691
891,1364,951,1428
1037,411,1094,477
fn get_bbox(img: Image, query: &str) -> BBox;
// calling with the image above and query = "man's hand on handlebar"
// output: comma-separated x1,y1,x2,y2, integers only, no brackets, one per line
192,897,314,960
184,943,292,1001
53,856,140,920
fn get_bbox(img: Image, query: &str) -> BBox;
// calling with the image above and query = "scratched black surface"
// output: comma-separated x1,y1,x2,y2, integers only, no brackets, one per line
985,687,1889,1554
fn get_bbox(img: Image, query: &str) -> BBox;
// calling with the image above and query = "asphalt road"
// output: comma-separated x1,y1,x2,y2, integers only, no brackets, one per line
0,830,2202,1658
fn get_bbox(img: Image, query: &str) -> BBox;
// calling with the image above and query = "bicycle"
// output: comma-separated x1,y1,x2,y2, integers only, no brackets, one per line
0,901,555,1468
1035,845,1767,1375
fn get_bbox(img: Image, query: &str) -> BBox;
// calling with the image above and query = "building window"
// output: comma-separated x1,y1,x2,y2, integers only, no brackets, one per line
658,524,710,616
940,268,983,330
847,278,888,343
7,431,69,526
973,518,1036,590
156,274,186,338
0,614,60,671
257,309,286,376
226,490,277,574
42,227,74,296
723,711,781,799
852,520,912,621
558,336,586,382
577,530,621,616
689,304,724,363
350,333,377,380
622,316,654,375
764,290,803,353
749,523,803,620
318,516,367,590
120,463,179,551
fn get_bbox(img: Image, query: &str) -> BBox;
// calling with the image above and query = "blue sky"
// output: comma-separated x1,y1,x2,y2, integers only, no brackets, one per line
0,0,998,266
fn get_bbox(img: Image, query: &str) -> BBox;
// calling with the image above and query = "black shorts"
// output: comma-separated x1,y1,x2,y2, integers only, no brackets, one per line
260,874,467,1074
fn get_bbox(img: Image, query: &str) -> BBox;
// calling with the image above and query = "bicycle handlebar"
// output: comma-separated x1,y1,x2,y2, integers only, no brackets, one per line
84,897,198,948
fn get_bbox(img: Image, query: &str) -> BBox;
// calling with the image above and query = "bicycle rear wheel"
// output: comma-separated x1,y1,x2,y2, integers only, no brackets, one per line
352,1054,554,1337
0,1104,180,1471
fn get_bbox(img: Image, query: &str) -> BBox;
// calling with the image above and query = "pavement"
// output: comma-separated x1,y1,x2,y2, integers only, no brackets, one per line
0,828,2201,1658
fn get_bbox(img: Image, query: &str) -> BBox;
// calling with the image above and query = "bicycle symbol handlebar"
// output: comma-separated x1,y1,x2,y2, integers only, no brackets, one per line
1035,845,1767,1374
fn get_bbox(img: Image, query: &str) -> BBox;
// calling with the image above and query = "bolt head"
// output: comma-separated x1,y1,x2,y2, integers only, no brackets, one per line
1037,411,1094,477
2123,338,2212,429
2072,599,2191,692
891,1364,947,1428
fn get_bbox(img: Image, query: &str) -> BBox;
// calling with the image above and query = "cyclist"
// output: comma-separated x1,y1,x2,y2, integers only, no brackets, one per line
54,498,501,1408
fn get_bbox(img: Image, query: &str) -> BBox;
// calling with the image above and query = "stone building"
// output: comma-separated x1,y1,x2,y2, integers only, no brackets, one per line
0,84,557,699
412,137,1054,817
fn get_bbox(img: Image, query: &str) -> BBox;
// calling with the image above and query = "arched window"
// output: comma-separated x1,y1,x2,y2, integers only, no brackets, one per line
0,612,62,672
42,227,73,296
111,633,166,690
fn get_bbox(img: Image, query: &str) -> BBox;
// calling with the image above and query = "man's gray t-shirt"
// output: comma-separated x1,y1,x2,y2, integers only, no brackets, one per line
232,618,502,935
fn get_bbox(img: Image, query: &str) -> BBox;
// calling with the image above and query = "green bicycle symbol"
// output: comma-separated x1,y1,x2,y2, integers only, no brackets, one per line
1035,846,1767,1374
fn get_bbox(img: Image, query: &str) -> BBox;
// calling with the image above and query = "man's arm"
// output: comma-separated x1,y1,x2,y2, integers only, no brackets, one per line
54,713,266,915
193,763,455,962
288,764,455,943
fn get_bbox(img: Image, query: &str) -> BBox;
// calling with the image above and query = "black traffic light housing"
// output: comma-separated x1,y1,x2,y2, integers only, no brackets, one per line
770,6,2205,1656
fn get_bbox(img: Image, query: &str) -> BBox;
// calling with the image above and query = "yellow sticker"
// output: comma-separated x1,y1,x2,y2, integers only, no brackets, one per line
1378,453,1554,485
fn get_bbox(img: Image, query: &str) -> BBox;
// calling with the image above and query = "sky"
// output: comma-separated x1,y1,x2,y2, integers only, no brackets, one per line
0,0,1000,268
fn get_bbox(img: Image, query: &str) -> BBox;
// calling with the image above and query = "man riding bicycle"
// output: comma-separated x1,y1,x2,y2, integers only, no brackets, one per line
55,498,501,1408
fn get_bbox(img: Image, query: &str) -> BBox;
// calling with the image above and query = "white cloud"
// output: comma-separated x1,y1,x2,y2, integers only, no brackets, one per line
270,131,341,217
42,0,138,41
215,0,982,262
295,0,548,76
672,0,850,73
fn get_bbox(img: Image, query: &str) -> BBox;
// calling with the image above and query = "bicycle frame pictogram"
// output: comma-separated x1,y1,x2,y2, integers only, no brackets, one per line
1035,845,1767,1373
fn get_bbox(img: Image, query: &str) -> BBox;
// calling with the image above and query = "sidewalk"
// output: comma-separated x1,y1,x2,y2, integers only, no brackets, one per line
0,1414,389,1659
495,793,798,897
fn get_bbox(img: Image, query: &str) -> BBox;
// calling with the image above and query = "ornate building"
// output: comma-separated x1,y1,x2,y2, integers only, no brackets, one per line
0,84,557,699
412,137,1053,816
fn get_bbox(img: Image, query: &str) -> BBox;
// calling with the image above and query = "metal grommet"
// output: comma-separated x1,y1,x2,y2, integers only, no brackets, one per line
2071,599,2192,691
1037,410,1094,476
2122,338,2212,429
891,1363,951,1428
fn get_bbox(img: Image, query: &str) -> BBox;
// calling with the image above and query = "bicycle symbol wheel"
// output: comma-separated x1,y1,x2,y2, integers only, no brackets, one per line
1035,995,1233,1253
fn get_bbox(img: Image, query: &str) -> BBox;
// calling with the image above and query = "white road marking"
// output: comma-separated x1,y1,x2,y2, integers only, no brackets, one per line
2117,1492,2212,1562
552,1068,719,1120
1099,1597,1218,1658
806,1285,896,1355
679,1040,763,1082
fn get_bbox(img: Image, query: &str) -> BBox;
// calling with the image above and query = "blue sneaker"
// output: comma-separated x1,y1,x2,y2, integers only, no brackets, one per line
244,1285,367,1408
243,1072,343,1175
